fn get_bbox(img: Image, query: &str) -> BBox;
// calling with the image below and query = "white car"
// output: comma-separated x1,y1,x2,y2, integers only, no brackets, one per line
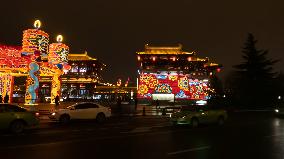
49,102,111,123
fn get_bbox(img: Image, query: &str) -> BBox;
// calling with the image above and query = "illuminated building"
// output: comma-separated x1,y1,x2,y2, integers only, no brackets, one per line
137,44,222,102
60,52,106,100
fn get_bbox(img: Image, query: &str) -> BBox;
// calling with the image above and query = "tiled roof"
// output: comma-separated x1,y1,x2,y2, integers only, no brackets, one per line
137,44,194,55
68,51,97,61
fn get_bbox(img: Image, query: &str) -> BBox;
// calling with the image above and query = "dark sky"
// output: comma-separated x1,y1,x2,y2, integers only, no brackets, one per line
1,0,284,83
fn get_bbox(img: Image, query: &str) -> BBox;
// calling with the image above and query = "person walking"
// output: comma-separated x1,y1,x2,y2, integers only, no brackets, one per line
155,99,159,109
134,98,138,111
55,95,60,107
117,97,122,114
4,94,9,103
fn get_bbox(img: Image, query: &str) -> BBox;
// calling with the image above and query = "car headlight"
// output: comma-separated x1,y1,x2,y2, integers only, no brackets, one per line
51,112,56,116
182,116,186,119
275,109,279,113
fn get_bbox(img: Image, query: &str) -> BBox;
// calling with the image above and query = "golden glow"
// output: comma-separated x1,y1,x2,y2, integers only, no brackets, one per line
137,56,141,61
34,20,41,29
68,52,97,61
187,57,192,61
57,35,63,43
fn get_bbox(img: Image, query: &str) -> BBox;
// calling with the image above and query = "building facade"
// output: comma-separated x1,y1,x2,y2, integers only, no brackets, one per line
136,44,221,102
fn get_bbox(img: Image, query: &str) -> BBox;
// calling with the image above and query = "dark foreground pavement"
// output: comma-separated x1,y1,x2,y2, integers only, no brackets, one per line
0,112,284,159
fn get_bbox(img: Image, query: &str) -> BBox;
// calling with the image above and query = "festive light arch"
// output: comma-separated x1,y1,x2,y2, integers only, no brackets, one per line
0,20,71,105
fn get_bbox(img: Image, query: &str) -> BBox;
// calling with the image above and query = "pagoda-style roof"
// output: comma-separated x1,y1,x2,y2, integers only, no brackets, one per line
68,51,106,67
137,44,194,55
68,51,97,61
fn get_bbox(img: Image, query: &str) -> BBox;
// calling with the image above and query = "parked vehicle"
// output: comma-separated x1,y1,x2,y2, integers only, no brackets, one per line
49,102,111,123
170,104,228,127
0,104,40,133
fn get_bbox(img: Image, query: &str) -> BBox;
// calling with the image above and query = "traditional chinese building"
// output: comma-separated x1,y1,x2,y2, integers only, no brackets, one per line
60,52,106,100
136,44,221,102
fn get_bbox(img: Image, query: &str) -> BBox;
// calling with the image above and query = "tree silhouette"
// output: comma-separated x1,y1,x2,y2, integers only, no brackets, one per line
230,33,278,108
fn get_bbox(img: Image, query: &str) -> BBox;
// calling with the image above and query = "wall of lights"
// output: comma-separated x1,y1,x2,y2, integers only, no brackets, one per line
137,73,209,100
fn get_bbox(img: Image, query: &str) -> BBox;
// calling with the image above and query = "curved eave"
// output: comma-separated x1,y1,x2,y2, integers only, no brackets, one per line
136,51,194,55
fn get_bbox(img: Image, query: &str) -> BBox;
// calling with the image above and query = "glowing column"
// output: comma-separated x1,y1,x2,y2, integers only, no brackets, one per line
0,74,14,103
25,62,40,104
23,20,49,105
22,20,49,60
49,35,69,104
51,69,63,104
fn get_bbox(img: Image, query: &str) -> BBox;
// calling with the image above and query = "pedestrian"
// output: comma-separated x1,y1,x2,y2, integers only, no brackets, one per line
0,95,2,103
4,94,9,103
117,96,122,113
55,95,60,107
155,99,159,110
134,98,138,110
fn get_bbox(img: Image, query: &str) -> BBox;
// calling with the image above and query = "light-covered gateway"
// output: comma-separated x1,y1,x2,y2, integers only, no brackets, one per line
136,44,222,102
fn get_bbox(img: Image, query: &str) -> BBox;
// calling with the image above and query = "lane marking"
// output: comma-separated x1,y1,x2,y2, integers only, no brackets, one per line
0,129,190,150
121,127,152,133
264,134,284,138
168,146,211,155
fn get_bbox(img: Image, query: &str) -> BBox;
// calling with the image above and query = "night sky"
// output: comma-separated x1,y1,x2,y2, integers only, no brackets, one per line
1,0,284,83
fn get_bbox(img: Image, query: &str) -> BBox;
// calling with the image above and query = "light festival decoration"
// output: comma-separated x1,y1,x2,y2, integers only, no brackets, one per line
117,78,122,87
25,62,40,104
189,79,209,99
169,75,178,81
138,73,210,100
0,45,23,67
178,76,189,91
138,84,148,95
22,20,49,60
48,35,70,104
140,74,158,89
175,90,188,99
0,75,14,103
156,75,167,80
50,68,62,104
48,35,69,64
155,83,172,94
0,20,72,105
23,20,48,105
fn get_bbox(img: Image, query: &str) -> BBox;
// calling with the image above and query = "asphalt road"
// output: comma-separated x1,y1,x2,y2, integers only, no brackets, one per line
0,112,283,159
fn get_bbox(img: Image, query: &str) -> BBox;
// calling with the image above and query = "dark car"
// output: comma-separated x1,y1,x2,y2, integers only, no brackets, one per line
0,104,39,133
170,104,228,127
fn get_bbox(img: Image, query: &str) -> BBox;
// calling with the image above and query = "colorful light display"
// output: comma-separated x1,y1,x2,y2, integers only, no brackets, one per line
137,73,209,100
51,69,62,104
0,45,26,68
0,74,13,103
0,20,72,105
48,35,69,64
22,20,49,60
25,62,40,104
